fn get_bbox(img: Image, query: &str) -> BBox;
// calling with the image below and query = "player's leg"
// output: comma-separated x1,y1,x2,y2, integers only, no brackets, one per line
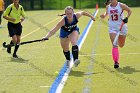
12,23,22,58
118,35,126,48
7,22,15,54
13,35,21,58
7,40,14,54
110,33,119,68
7,35,17,54
69,30,80,67
60,37,70,60
60,37,70,67
118,24,128,48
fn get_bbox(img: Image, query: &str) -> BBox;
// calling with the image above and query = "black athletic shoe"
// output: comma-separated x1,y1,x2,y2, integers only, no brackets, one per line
13,54,18,58
114,62,119,68
7,47,11,54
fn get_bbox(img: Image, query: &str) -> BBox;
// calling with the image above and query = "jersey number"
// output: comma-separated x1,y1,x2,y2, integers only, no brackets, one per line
111,14,118,21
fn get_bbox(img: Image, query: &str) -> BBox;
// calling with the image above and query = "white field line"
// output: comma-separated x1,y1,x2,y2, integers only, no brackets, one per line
40,86,50,88
21,17,60,39
79,52,140,56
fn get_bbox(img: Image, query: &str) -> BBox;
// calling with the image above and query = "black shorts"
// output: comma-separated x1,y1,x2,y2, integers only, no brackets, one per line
8,22,22,37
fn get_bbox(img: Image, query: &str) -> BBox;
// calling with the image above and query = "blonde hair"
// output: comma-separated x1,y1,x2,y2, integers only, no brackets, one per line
64,6,74,13
58,6,74,16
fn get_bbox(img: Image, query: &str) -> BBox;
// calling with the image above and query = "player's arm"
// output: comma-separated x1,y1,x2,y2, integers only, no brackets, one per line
20,7,26,23
3,6,16,22
100,6,108,19
43,18,64,39
3,16,15,22
120,3,132,23
75,11,95,21
120,3,132,18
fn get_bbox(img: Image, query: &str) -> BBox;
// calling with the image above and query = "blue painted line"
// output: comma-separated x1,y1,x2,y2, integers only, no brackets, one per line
78,19,92,46
49,10,98,93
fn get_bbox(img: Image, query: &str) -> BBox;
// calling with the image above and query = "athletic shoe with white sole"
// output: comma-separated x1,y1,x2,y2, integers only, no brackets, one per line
74,59,80,67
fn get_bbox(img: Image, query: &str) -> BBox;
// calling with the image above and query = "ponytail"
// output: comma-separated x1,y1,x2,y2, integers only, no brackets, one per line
58,14,66,16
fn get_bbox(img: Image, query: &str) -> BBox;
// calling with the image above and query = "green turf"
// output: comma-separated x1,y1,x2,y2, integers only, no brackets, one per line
0,8,140,93
62,8,140,93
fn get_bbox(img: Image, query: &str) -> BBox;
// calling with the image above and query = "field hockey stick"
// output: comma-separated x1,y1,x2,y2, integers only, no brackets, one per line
2,38,48,48
113,22,125,46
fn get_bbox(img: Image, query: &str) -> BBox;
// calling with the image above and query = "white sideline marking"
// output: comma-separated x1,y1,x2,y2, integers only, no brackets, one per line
79,52,140,56
40,86,50,88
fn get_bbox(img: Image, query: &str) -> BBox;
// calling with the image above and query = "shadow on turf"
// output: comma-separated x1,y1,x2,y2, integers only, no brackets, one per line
116,66,140,74
69,70,103,77
10,57,29,63
7,58,55,78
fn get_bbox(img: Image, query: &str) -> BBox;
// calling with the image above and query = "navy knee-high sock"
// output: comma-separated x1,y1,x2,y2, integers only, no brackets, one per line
63,51,70,60
72,45,79,61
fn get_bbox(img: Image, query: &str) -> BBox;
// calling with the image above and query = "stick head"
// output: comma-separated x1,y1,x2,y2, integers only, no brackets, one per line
2,42,7,48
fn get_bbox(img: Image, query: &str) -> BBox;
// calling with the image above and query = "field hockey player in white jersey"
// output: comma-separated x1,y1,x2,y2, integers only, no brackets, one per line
100,0,132,68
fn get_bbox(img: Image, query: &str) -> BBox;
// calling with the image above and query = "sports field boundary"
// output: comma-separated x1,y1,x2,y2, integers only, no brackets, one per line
49,8,99,93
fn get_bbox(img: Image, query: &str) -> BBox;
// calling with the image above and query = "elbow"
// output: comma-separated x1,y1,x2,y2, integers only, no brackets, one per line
128,9,132,16
3,16,6,19
82,11,87,16
130,9,132,15
3,16,7,20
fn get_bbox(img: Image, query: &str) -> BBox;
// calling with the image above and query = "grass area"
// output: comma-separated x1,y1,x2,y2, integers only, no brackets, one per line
62,8,140,93
0,8,140,93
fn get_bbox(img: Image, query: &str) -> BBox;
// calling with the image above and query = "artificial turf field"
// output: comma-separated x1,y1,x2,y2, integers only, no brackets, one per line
0,8,140,93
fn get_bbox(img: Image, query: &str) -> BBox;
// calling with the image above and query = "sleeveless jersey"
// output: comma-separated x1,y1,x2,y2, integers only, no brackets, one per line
61,14,78,32
108,2,124,27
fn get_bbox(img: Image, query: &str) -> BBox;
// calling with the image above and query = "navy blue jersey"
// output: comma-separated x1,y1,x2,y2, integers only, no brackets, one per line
60,14,79,38
61,14,78,32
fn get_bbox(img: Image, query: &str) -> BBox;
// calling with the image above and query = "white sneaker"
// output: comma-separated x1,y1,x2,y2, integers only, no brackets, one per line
74,59,80,67
66,60,70,67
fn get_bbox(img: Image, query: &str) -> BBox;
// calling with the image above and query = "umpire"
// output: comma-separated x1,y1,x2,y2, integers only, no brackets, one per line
3,0,25,58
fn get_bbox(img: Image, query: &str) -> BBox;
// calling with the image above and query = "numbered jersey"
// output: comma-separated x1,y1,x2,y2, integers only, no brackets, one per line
107,2,127,35
108,2,124,27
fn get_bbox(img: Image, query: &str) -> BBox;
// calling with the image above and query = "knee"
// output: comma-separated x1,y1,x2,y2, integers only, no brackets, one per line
119,43,125,48
12,39,18,44
62,46,69,52
17,39,20,43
